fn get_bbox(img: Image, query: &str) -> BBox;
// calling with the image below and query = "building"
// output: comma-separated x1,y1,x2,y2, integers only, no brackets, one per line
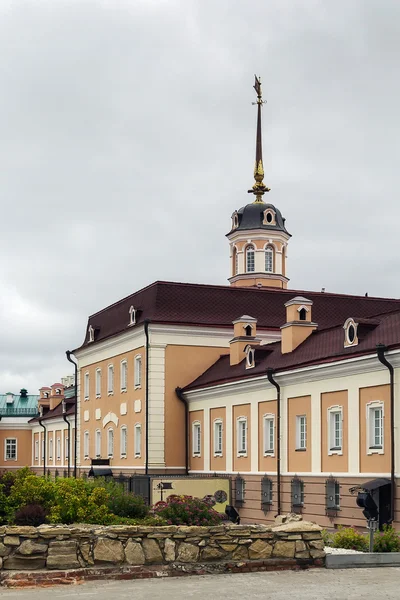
0,390,39,470
70,77,400,527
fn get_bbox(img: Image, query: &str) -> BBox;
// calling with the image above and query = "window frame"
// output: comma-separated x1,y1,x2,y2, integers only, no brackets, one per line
237,416,248,457
121,426,127,458
134,423,142,458
192,421,201,457
95,429,101,458
84,372,89,400
65,436,69,460
107,364,114,395
366,401,384,455
34,439,39,461
107,428,114,458
327,405,343,455
84,431,89,459
134,355,142,389
56,437,61,460
95,368,102,398
326,478,340,511
296,415,307,450
5,438,17,461
120,360,128,392
213,419,223,456
264,245,274,273
245,245,255,273
48,438,53,460
263,414,275,456
245,346,255,369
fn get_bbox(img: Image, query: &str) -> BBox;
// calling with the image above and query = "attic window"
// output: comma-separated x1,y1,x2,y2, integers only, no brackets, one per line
232,213,239,229
88,325,95,343
245,346,255,369
343,318,358,348
244,325,253,337
263,209,276,226
55,388,61,395
129,306,136,326
43,392,49,399
299,308,307,321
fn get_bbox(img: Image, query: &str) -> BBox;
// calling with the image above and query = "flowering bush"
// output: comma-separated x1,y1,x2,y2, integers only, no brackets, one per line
331,526,368,552
152,494,224,526
373,526,400,553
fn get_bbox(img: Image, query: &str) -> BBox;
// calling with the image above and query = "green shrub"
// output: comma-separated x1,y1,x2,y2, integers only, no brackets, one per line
14,504,48,526
48,478,114,524
373,526,400,553
108,492,149,519
8,474,56,515
152,495,224,526
321,529,333,547
109,515,167,526
331,526,368,552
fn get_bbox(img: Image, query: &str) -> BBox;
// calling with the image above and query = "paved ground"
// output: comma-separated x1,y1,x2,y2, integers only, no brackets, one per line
2,568,400,599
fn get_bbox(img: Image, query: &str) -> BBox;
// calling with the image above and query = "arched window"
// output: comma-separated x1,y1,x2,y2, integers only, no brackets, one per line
265,246,274,273
244,325,253,337
299,308,307,321
246,245,255,273
232,247,238,276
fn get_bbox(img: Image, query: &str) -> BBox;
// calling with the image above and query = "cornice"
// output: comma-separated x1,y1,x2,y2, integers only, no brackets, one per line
228,273,289,285
74,325,145,360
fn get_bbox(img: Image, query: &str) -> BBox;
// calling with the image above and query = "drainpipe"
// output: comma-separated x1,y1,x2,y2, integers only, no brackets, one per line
175,387,189,475
267,368,281,516
144,320,150,476
376,344,395,523
38,418,47,477
62,400,71,477
66,351,78,478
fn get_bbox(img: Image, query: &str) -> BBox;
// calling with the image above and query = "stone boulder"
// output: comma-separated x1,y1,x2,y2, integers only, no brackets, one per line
274,513,303,525
93,538,125,564
142,538,163,563
47,540,80,570
125,540,145,565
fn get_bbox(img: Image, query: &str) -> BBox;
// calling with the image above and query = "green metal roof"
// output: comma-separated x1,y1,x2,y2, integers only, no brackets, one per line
0,393,39,417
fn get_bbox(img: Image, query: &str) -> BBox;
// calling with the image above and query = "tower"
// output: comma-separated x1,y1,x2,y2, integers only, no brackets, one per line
227,76,291,289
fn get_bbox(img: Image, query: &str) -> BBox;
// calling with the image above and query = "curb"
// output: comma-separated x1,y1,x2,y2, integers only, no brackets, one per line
326,552,400,569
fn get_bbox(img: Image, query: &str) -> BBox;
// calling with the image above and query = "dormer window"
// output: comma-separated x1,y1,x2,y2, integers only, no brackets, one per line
245,345,255,369
55,388,61,395
129,306,136,326
88,325,95,343
263,208,276,226
299,308,307,321
43,392,49,399
244,324,253,337
343,318,358,348
232,212,239,229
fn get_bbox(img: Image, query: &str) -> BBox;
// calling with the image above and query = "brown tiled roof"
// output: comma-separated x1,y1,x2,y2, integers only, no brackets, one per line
75,281,400,350
184,310,400,391
29,398,76,423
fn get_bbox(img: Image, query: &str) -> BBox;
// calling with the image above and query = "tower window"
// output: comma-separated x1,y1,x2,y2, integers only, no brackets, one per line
266,212,272,223
265,246,274,273
232,247,238,276
244,325,252,337
246,245,255,273
299,308,307,321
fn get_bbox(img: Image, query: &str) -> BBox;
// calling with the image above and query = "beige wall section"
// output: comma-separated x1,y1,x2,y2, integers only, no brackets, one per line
165,345,228,469
321,391,348,473
0,429,32,469
210,407,226,472
231,277,287,289
189,410,204,471
79,347,145,469
233,404,251,472
288,395,311,473
258,400,277,473
281,323,316,354
359,384,390,474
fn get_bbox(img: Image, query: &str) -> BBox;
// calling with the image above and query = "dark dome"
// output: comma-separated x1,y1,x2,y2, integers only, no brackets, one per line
230,202,290,236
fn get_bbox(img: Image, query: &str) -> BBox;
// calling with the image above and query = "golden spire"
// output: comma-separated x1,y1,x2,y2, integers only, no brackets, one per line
248,75,270,203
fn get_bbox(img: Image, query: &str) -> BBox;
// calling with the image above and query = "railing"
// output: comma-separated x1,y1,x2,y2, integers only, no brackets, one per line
0,408,39,417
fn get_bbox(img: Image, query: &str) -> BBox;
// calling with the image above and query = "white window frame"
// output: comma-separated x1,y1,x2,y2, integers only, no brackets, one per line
121,426,127,458
213,419,223,456
48,438,53,460
84,431,89,459
296,415,307,450
88,324,94,342
192,421,201,457
56,437,61,460
263,414,275,456
34,440,39,461
237,416,248,457
95,429,101,458
245,346,255,369
5,438,17,461
327,405,343,455
246,245,255,273
134,423,142,458
265,245,274,273
41,438,45,462
65,436,69,460
107,364,114,395
366,401,384,455
134,355,142,389
107,428,114,458
84,372,89,400
95,368,102,398
129,305,136,326
120,360,127,392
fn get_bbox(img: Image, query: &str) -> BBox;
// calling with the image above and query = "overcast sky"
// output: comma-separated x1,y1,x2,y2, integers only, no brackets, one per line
1,0,399,393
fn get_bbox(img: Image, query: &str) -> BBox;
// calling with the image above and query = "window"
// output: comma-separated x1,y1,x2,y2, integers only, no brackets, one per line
48,438,53,460
120,360,127,391
56,438,61,460
235,475,245,507
261,476,273,509
121,426,127,457
244,324,253,336
107,364,114,394
95,430,101,458
95,368,102,398
129,305,136,326
134,424,142,457
343,318,358,347
5,438,17,460
232,247,238,275
65,437,69,460
88,325,94,342
232,213,239,229
263,209,276,225
107,429,114,458
367,402,384,453
265,246,273,273
84,372,89,399
35,440,39,461
41,438,45,462
192,421,201,456
299,307,307,321
326,478,340,511
134,355,142,388
84,431,89,459
296,415,307,450
246,245,255,273
237,417,247,455
328,407,343,454
291,477,304,512
245,346,255,369
263,415,275,455
214,420,223,456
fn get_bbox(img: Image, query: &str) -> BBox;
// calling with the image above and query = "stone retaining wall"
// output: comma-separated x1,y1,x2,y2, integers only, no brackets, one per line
0,521,325,585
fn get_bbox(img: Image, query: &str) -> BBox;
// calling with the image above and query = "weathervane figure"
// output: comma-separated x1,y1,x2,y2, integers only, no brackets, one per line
248,75,270,202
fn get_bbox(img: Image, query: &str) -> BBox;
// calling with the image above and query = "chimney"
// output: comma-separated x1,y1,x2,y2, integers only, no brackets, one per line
49,383,65,411
281,297,317,354
230,315,261,366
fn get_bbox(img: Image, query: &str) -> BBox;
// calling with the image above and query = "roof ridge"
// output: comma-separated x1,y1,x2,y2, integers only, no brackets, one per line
88,281,160,319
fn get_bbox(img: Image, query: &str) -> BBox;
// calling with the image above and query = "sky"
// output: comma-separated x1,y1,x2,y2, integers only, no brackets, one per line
1,0,400,393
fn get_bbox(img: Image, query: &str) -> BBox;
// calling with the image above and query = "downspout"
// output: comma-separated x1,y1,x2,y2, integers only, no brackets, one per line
144,320,150,476
62,400,71,478
175,387,189,475
38,418,46,478
376,344,395,523
267,368,281,517
66,351,78,478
